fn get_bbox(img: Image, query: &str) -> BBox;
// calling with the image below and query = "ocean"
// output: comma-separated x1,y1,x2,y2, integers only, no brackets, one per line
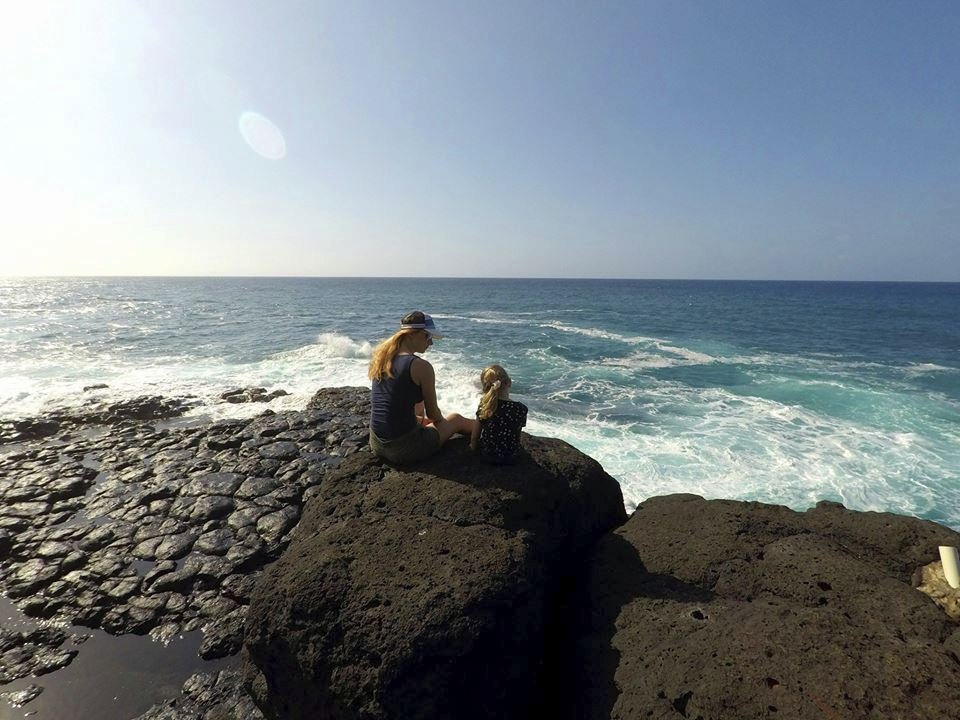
2,277,959,527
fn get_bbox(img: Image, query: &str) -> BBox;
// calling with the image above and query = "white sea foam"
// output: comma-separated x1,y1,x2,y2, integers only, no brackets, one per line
653,343,715,365
600,344,716,370
539,321,644,343
540,322,716,367
354,346,960,524
0,333,375,422
904,362,957,375
432,313,538,327
425,351,486,414
521,377,960,521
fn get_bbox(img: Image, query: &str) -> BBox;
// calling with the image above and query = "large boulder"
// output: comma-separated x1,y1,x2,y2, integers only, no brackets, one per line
242,435,627,719
570,494,960,720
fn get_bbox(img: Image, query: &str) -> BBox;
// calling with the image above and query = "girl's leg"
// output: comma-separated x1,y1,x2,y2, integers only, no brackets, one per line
435,413,476,444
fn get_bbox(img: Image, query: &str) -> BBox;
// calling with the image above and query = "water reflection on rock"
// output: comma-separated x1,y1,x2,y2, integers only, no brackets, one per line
1,386,370,719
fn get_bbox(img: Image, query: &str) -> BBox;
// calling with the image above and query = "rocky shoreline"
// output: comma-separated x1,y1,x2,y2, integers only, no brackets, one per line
1,386,369,718
3,387,960,719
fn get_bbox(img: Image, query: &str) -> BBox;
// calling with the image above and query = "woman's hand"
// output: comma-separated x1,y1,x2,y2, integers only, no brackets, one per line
469,417,480,450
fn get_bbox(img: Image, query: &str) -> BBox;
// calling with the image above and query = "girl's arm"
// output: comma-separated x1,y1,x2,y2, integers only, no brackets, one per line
470,416,480,450
410,358,444,423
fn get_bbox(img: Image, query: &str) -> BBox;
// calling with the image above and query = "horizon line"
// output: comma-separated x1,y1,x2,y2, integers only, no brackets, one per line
2,275,959,284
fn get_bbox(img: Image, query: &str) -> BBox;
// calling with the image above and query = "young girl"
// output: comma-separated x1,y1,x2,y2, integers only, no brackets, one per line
470,364,528,464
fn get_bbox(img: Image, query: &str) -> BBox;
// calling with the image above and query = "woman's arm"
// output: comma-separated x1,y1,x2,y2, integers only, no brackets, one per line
410,358,444,423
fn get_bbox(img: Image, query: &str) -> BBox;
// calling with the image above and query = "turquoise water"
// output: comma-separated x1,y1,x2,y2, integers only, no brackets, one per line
2,277,958,526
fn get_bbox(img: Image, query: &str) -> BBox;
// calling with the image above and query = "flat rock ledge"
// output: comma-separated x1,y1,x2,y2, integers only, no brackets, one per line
0,395,197,443
242,434,628,720
569,494,960,720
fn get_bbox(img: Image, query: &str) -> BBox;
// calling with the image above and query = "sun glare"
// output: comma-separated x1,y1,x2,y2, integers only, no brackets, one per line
238,111,287,160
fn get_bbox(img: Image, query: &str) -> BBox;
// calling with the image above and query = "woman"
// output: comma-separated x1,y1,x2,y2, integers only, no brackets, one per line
368,310,475,464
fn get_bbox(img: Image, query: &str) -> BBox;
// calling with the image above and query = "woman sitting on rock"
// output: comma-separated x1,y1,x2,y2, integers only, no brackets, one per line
368,311,475,464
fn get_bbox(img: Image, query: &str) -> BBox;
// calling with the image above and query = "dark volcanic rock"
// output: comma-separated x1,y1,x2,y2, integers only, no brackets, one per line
0,682,43,707
0,395,195,442
0,530,11,560
569,494,960,720
133,669,265,720
200,608,246,659
4,418,61,441
259,441,300,461
182,472,246,497
305,386,370,415
96,395,195,423
221,387,290,404
0,384,381,717
0,626,74,683
242,435,627,720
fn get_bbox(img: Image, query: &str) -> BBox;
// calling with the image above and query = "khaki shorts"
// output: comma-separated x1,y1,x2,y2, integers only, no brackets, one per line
369,425,440,465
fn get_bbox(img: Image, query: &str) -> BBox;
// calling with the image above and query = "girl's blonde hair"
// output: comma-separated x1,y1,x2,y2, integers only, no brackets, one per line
477,364,511,420
368,329,419,381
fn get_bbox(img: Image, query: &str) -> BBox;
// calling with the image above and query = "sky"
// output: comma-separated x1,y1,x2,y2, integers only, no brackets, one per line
1,1,958,280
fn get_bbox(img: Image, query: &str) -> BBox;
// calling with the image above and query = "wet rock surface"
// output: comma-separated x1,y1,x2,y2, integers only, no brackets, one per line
242,434,628,720
133,669,264,720
220,387,290,404
0,395,197,443
0,386,370,718
0,682,43,708
0,626,76,684
569,494,960,720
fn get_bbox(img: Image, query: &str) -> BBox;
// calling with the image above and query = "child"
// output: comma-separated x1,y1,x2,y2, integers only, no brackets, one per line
470,364,528,464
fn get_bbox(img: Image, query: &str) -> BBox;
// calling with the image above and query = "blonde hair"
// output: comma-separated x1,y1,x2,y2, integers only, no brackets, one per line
477,364,511,420
368,329,419,381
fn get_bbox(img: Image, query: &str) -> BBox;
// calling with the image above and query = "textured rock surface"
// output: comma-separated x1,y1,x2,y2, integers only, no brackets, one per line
221,387,290,404
916,560,960,621
569,494,960,720
243,434,627,720
1,387,371,717
134,669,265,720
0,395,197,442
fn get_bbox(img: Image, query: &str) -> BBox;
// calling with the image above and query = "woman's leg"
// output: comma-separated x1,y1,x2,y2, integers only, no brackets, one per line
435,413,476,445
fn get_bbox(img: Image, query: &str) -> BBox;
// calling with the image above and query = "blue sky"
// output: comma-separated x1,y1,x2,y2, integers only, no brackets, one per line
2,1,958,279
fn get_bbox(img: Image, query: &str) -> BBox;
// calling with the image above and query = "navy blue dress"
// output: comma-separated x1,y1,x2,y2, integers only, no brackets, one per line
477,399,528,463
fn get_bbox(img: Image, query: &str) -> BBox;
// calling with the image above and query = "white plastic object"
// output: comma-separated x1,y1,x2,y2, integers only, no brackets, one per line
939,546,960,589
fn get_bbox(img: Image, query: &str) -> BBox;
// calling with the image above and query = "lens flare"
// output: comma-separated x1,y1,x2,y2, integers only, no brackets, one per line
238,111,287,160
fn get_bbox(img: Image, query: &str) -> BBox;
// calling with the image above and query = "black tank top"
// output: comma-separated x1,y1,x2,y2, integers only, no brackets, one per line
370,354,423,440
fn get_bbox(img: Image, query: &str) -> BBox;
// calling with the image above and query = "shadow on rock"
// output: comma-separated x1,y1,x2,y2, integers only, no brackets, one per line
562,532,715,720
